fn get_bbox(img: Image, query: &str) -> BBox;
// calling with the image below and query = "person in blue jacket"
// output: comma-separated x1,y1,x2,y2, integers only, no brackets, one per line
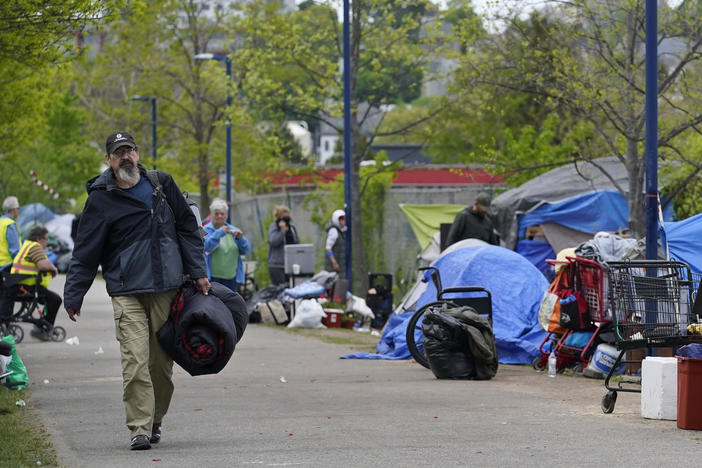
203,198,250,293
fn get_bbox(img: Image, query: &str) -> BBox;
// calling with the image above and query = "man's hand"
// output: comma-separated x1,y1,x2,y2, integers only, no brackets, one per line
232,229,243,240
331,258,340,272
195,277,211,295
67,308,81,322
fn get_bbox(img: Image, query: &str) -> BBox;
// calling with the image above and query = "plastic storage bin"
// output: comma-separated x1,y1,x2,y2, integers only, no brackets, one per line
677,356,702,430
322,309,343,328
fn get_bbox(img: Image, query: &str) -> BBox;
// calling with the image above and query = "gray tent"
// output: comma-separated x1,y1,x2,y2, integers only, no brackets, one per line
491,157,631,255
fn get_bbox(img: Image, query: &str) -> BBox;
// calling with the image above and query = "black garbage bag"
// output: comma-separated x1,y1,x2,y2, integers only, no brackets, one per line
423,310,476,379
246,284,287,322
422,304,498,380
157,282,247,376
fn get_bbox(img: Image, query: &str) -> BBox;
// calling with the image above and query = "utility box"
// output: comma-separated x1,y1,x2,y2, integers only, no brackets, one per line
641,357,678,420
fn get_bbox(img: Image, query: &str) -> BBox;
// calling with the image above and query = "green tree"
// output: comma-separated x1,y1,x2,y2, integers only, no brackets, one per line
73,0,284,213
0,1,119,200
303,153,399,275
236,0,450,291
450,0,702,236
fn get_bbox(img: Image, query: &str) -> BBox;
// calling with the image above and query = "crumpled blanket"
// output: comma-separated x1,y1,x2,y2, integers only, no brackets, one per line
157,282,247,376
575,231,645,263
283,280,326,299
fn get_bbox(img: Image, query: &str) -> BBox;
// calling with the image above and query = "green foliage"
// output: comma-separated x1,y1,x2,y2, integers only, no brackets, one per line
270,123,305,164
237,0,450,291
0,1,120,204
303,153,398,273
439,1,702,237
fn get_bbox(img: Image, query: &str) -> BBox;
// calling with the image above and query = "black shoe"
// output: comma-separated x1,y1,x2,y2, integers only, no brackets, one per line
150,422,161,444
130,434,151,450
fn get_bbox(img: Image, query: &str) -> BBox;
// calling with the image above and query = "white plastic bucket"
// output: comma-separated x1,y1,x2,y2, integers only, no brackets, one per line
589,343,626,375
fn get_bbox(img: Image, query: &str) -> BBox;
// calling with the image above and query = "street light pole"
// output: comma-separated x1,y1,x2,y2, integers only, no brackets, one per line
342,0,353,286
131,95,157,169
194,53,233,223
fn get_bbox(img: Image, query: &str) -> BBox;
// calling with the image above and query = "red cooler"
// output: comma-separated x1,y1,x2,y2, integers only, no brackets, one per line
677,356,702,430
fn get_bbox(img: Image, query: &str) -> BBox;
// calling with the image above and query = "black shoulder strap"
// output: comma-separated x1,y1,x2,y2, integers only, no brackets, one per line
146,170,172,212
145,170,163,191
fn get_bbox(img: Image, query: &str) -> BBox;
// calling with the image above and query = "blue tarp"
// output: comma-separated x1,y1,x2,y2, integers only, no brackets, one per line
518,190,629,240
515,240,556,281
515,190,674,274
666,212,702,274
343,244,549,364
17,203,57,233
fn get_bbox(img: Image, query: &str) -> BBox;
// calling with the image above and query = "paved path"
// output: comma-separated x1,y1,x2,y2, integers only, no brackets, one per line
14,275,702,467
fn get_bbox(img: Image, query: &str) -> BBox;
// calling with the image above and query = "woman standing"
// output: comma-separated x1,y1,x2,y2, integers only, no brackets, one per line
203,198,250,292
267,205,299,285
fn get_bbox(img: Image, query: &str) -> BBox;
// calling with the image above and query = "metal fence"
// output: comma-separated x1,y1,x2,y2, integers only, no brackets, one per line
229,186,491,291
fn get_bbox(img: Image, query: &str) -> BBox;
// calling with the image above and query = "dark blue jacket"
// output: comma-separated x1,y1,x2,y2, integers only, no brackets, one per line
64,165,207,310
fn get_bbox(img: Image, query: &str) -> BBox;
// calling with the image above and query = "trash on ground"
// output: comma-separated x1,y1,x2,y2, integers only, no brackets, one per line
94,346,104,354
280,376,287,383
15,399,26,407
65,336,80,346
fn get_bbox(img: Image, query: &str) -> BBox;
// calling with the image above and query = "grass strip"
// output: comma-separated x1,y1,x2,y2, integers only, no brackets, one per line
0,386,58,468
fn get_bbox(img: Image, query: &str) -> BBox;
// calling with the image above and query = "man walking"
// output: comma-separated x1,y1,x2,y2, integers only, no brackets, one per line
446,193,500,248
64,132,211,450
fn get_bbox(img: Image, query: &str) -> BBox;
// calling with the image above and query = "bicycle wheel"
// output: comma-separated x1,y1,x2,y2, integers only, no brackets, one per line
405,301,452,369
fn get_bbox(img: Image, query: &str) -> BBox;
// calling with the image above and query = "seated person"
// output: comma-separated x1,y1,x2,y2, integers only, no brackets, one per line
9,226,61,340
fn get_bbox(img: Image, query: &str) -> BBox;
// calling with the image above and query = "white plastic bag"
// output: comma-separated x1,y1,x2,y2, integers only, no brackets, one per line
346,294,375,319
287,299,327,329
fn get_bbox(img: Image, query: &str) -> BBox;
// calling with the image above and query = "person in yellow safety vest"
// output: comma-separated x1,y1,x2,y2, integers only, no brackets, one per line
10,225,62,341
0,196,21,318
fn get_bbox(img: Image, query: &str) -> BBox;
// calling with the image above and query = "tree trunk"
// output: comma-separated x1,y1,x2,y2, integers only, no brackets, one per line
626,137,645,238
198,149,210,217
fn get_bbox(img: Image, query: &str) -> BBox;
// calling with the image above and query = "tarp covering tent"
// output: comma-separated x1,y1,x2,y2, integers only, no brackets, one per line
664,212,702,273
491,157,673,276
17,203,58,235
343,241,549,364
399,204,463,250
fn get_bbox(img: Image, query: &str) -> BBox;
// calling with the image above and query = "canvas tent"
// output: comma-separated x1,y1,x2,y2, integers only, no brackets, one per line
343,240,549,364
491,157,673,276
663,212,702,273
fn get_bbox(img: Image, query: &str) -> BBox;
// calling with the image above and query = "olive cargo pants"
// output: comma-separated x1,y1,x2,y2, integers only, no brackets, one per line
112,290,177,438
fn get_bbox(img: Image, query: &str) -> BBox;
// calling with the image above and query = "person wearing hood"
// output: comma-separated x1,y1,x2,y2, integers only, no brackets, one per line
267,205,299,285
325,209,347,278
446,192,499,248
64,131,210,451
203,198,250,292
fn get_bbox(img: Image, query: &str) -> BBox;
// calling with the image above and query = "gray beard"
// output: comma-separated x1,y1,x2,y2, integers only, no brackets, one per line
118,165,140,186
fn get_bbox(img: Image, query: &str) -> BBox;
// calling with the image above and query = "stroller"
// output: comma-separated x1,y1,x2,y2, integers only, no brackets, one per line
0,271,66,344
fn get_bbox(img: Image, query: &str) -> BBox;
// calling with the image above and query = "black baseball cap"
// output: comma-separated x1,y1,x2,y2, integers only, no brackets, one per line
105,132,137,155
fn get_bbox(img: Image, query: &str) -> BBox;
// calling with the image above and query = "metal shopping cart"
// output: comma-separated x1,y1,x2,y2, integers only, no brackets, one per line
601,260,702,413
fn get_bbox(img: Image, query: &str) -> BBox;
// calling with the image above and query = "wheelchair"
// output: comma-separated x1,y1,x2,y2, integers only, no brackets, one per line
0,271,66,344
405,266,492,369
